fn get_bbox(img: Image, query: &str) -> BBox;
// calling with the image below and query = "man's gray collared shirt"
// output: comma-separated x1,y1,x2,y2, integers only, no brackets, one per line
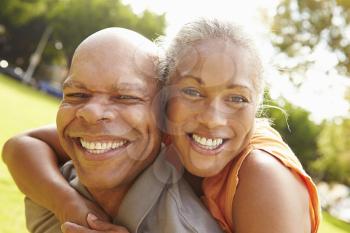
25,148,223,233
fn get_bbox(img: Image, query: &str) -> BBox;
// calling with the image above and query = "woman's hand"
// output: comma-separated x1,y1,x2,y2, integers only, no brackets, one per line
61,214,129,233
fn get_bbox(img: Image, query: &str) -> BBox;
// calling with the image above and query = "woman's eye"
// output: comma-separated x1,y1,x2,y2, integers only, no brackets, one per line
227,95,248,103
181,87,202,97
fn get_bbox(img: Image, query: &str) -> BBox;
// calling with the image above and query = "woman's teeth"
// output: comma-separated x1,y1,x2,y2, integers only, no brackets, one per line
192,134,224,150
80,138,127,154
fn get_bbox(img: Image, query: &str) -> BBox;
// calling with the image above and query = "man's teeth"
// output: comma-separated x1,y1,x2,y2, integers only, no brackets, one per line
80,139,127,154
192,134,224,149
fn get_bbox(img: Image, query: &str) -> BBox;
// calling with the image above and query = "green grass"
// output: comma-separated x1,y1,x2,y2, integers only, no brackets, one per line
0,74,59,233
318,212,350,233
0,73,349,232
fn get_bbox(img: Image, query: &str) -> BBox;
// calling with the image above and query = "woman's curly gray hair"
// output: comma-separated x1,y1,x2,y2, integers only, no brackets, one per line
157,17,265,104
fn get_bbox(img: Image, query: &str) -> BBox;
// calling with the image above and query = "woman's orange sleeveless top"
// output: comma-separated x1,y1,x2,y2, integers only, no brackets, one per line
201,124,321,233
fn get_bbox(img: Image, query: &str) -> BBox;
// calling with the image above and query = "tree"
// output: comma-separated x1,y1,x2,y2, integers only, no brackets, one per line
270,0,350,185
271,0,350,79
0,0,49,26
261,93,323,174
47,0,166,63
0,0,51,68
312,118,350,185
0,0,166,69
135,10,166,40
311,89,350,185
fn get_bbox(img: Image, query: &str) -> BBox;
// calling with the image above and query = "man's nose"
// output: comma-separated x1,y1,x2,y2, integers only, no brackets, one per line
197,99,227,129
76,98,115,124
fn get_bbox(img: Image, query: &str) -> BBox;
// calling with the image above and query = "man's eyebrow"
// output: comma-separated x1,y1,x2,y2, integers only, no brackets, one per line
110,82,148,93
62,79,87,90
62,79,150,93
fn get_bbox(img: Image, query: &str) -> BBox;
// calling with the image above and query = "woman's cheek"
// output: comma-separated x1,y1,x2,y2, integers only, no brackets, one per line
168,98,199,122
234,106,256,133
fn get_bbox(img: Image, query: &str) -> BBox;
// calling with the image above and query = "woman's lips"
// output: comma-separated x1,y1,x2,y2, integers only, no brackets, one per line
187,133,227,155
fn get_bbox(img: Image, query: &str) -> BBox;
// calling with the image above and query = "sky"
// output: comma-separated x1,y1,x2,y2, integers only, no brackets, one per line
122,0,277,35
122,0,350,123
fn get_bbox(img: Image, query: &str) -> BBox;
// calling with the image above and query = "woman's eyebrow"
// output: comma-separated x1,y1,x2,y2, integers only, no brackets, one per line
181,75,252,92
180,75,204,84
226,84,251,91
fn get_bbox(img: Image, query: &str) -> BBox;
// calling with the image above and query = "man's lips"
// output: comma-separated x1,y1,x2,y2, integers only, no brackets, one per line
79,138,129,154
71,136,131,160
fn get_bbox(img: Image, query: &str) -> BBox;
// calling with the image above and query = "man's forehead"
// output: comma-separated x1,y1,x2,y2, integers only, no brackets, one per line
71,45,158,79
63,73,157,92
65,29,160,92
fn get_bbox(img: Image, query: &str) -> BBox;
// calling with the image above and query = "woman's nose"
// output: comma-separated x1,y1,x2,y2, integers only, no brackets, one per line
197,99,227,129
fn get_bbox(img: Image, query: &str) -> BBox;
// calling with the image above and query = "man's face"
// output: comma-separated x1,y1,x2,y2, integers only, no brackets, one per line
57,42,162,190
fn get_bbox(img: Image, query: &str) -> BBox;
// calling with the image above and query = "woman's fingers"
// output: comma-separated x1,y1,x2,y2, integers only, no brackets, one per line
61,214,130,233
61,222,93,233
87,213,130,233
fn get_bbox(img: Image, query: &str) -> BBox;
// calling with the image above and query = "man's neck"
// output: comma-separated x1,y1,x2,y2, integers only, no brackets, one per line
88,184,131,218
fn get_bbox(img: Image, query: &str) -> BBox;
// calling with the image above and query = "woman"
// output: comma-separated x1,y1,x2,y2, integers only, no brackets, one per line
160,18,320,233
3,18,320,233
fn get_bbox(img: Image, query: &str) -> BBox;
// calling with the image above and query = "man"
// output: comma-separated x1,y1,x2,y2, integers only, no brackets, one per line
2,28,222,233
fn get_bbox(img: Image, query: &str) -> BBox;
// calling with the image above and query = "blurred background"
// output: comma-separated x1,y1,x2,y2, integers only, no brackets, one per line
0,0,349,232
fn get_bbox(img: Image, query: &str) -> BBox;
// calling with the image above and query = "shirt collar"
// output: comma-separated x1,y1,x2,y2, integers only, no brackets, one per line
116,146,184,232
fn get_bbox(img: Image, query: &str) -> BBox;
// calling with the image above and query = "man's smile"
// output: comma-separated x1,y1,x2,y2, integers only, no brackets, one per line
70,135,134,161
79,138,129,154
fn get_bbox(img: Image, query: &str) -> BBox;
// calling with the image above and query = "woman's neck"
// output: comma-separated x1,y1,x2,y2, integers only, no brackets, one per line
184,171,204,197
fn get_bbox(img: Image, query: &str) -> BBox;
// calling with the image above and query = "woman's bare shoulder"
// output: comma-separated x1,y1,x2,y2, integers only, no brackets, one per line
231,149,311,233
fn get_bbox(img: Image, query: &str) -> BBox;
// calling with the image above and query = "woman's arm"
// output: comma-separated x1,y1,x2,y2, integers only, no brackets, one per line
2,125,109,226
232,150,311,233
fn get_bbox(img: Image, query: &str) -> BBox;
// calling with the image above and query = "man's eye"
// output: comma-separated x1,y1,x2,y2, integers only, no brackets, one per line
119,95,137,99
65,93,90,98
227,95,248,103
114,95,143,101
181,87,202,97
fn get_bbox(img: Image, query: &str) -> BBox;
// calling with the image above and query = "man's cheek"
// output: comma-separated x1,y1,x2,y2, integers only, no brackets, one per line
126,107,151,123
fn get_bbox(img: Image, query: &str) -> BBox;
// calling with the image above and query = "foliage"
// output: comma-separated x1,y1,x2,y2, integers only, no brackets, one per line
0,0,166,68
270,0,350,186
47,0,165,62
261,93,323,174
312,117,350,185
0,0,49,26
271,0,350,78
135,10,166,40
0,0,54,67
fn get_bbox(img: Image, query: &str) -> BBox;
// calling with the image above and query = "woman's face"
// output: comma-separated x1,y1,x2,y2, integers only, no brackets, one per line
166,38,258,177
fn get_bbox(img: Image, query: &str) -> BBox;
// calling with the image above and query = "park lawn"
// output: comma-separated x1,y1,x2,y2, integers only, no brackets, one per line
0,73,349,232
0,74,59,233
